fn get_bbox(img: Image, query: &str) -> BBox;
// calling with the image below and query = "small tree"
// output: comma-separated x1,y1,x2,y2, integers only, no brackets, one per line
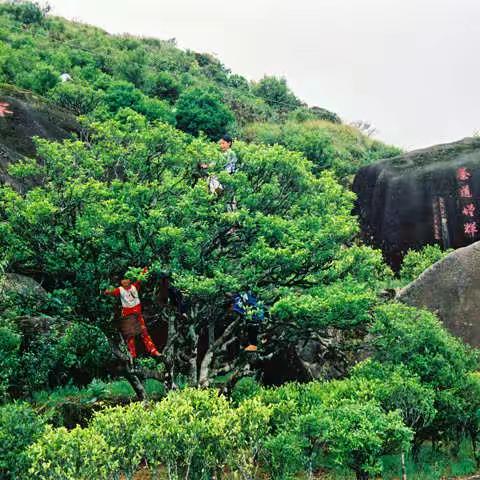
370,303,479,449
28,425,118,480
0,403,46,480
175,87,234,139
48,82,103,116
314,401,412,480
8,1,49,25
145,71,181,103
253,76,302,113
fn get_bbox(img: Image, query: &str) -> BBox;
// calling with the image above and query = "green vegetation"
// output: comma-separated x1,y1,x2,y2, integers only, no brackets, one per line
243,120,401,180
0,2,477,479
400,244,453,283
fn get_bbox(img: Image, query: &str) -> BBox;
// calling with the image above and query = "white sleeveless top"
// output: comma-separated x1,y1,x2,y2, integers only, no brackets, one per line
119,285,140,308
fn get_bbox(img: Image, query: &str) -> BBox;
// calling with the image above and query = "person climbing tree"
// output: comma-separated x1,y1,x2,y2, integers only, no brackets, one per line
219,134,238,174
199,134,238,207
104,267,162,360
219,134,238,211
232,292,265,352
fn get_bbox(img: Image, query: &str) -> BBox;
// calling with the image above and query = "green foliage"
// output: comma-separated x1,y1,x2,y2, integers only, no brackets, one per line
253,76,302,113
370,304,479,445
0,323,21,400
352,360,437,432
371,304,477,387
145,71,181,102
243,120,401,180
231,376,261,404
0,402,46,480
138,388,234,479
6,1,48,25
311,400,412,479
136,95,176,124
175,87,234,139
90,403,149,480
22,64,59,95
262,431,305,479
400,244,452,283
28,425,118,480
102,79,144,112
48,82,102,115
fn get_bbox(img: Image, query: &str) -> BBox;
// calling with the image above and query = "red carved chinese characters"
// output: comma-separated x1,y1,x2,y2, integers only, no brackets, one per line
459,184,472,198
464,222,478,237
463,203,476,217
457,167,472,182
456,167,477,240
0,102,13,117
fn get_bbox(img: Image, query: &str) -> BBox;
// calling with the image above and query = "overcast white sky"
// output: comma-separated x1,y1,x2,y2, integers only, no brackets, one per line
44,0,480,151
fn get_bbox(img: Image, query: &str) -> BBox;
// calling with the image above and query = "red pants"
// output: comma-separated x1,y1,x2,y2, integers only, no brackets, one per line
122,305,159,358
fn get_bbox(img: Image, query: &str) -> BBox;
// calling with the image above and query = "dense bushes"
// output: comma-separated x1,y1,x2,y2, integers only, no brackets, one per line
399,244,452,283
242,120,401,180
175,87,234,139
0,402,46,480
0,323,21,400
17,385,411,480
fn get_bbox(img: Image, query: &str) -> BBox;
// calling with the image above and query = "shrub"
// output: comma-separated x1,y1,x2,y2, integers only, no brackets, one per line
252,76,302,113
145,71,181,102
262,431,305,480
0,324,21,400
103,80,144,112
371,304,477,387
228,398,272,477
90,403,149,480
352,360,437,432
28,425,118,480
23,64,59,94
136,96,176,124
400,244,452,283
231,376,261,404
0,403,46,480
313,400,413,480
242,120,401,180
48,82,103,115
371,303,479,446
137,388,235,479
175,87,235,139
8,1,48,25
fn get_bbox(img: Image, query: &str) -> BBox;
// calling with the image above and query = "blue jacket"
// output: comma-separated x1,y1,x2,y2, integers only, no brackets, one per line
233,292,264,323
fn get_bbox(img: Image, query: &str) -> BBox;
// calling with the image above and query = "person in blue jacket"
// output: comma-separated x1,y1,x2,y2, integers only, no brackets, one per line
232,292,264,352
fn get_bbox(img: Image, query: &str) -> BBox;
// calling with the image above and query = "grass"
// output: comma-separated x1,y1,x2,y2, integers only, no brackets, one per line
382,441,477,480
317,441,478,479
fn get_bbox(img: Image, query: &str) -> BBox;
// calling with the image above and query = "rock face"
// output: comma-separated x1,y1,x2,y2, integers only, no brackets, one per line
397,241,480,347
353,137,480,269
0,85,79,191
0,273,48,302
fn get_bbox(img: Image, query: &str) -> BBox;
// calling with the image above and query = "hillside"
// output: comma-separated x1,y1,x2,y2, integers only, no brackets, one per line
0,3,479,480
0,0,399,181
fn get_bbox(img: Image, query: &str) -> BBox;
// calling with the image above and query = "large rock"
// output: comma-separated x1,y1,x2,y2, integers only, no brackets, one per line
0,85,79,190
353,137,480,269
0,273,48,301
397,241,480,347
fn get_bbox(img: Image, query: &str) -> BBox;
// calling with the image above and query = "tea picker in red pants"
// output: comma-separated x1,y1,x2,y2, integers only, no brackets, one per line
104,267,161,360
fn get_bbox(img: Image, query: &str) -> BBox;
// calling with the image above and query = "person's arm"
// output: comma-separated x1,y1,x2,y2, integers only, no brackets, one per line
104,287,120,297
133,267,148,290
